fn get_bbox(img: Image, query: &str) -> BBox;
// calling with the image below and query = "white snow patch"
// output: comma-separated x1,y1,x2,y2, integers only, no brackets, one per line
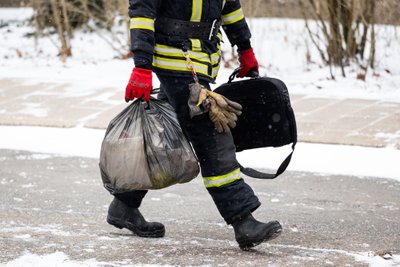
2,224,72,237
0,251,173,267
0,126,104,159
16,154,52,160
0,8,33,22
13,234,32,240
237,143,400,181
271,244,400,267
21,183,34,188
18,103,48,117
0,125,399,181
1,11,400,103
351,252,400,267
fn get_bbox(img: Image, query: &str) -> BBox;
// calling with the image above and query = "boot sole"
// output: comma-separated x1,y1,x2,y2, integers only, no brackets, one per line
107,215,165,238
238,222,282,251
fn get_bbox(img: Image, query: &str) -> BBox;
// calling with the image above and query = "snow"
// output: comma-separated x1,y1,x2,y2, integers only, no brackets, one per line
352,252,400,267
0,252,175,267
1,9,400,102
0,9,399,183
0,125,399,181
4,250,397,267
1,8,400,267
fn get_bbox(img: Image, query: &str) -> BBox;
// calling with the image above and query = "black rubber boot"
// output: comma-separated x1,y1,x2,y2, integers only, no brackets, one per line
232,214,282,251
107,198,165,238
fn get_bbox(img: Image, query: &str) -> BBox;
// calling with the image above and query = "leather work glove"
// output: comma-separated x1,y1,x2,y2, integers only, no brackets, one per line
188,83,242,133
188,83,211,118
209,97,238,133
207,91,242,133
125,68,152,102
237,48,259,78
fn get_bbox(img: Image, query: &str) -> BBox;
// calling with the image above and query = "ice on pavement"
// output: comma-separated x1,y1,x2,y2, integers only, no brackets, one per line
0,251,175,267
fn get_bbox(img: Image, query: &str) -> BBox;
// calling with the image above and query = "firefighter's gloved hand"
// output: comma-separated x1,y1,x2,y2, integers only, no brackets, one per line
237,48,259,78
125,68,152,102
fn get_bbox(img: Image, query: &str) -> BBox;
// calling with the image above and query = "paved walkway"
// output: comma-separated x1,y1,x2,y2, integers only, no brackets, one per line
1,149,399,266
1,78,400,266
1,78,399,149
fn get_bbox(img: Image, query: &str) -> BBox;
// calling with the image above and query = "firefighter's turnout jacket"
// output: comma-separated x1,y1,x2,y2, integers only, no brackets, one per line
128,0,252,81
124,0,261,224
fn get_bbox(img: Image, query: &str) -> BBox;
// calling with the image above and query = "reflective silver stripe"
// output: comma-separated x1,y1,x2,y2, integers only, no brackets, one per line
222,8,244,25
130,18,155,31
211,51,221,78
212,64,221,78
190,39,202,52
191,0,202,22
203,168,241,188
154,44,209,63
210,51,221,65
153,56,209,76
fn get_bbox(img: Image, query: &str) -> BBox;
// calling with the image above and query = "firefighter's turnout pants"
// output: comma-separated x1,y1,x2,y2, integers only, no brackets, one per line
114,75,261,224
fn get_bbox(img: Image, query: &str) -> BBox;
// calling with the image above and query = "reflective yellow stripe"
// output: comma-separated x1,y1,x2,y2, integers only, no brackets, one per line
191,0,203,22
154,44,209,63
222,0,227,9
203,168,241,188
153,44,222,79
190,39,202,52
153,56,209,76
210,51,221,65
217,32,223,41
212,64,221,78
222,8,244,25
130,18,155,31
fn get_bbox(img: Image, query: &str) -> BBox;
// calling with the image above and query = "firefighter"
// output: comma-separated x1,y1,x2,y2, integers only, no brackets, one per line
106,0,282,250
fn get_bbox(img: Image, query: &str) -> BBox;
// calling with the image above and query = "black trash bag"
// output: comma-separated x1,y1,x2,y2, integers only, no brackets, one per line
99,98,200,192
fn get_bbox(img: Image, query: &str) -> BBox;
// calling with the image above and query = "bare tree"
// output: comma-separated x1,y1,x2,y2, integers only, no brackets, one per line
300,0,376,79
50,0,72,58
31,0,131,59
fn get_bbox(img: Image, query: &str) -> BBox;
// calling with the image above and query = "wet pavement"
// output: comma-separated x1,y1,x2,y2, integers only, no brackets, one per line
1,78,400,266
1,149,400,266
0,78,399,149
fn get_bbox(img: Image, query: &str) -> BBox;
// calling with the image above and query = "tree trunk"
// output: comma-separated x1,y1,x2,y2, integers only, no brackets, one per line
327,0,343,66
60,0,72,39
50,0,71,58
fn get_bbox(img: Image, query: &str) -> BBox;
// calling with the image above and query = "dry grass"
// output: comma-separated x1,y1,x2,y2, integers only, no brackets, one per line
1,0,399,25
241,0,399,25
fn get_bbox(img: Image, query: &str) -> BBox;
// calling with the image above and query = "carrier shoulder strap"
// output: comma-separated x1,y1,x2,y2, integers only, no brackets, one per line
240,139,296,179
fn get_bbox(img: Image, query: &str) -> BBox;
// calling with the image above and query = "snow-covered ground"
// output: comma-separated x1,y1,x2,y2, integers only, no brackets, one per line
0,125,399,182
1,250,398,267
0,7,399,180
0,251,171,267
1,8,400,102
1,8,400,267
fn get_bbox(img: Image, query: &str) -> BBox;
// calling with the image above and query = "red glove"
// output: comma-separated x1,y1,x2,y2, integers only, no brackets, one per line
125,68,152,102
237,48,259,78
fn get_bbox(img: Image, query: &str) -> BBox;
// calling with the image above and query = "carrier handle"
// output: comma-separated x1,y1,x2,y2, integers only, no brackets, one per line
228,68,260,83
